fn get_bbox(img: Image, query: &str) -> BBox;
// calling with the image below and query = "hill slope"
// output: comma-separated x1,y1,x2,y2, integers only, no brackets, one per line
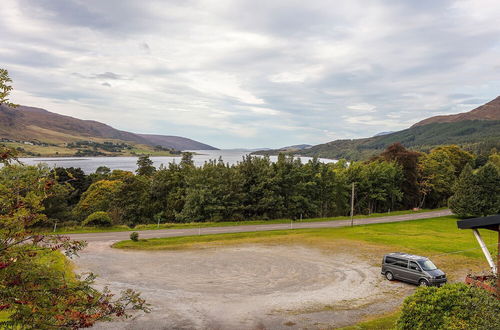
0,105,150,144
298,120,500,160
137,134,218,150
413,96,500,126
255,96,500,160
0,105,217,156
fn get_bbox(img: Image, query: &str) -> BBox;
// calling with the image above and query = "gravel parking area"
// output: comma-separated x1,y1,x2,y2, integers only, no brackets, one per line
76,243,413,329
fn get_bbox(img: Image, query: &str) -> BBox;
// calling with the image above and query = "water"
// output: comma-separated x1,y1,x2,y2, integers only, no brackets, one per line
16,150,335,173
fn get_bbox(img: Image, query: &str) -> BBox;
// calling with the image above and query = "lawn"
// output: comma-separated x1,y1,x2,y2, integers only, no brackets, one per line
46,208,443,234
113,215,497,259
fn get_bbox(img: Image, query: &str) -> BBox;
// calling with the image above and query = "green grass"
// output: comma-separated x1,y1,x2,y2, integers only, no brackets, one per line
46,208,443,234
339,311,400,329
112,215,498,263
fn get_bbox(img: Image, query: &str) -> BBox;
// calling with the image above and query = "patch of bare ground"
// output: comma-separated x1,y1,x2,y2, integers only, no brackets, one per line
76,240,417,329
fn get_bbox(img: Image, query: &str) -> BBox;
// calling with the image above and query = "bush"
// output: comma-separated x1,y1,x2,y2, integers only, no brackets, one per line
130,232,139,241
397,283,500,330
82,211,112,227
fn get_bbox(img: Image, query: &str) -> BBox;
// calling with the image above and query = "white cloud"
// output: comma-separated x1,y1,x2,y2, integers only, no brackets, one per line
347,103,377,113
1,0,500,148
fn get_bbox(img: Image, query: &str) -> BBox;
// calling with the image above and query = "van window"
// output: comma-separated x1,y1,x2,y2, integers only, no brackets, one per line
409,261,420,271
394,260,408,268
385,256,397,264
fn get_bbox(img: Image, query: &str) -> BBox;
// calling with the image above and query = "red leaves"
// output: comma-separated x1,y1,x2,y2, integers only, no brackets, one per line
0,304,10,310
44,179,55,191
0,262,10,269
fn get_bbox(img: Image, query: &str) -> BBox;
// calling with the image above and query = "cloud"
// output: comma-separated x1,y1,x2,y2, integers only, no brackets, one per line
1,0,500,148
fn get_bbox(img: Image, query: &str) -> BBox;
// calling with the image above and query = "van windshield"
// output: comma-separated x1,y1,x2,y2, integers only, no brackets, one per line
418,260,437,271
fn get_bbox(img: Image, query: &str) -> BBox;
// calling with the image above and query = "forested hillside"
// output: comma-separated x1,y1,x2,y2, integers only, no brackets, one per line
255,96,500,161
298,120,500,160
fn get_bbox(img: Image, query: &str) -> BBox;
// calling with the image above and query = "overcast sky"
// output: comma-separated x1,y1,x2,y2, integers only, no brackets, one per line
2,0,500,148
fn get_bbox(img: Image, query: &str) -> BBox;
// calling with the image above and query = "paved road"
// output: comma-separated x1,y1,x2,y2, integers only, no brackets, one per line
68,209,452,243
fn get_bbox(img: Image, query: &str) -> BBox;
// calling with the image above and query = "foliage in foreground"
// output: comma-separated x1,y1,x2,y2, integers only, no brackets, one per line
0,147,149,329
397,283,500,330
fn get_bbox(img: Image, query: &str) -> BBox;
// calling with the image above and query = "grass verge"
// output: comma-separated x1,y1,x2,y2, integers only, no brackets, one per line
338,310,401,330
45,208,444,234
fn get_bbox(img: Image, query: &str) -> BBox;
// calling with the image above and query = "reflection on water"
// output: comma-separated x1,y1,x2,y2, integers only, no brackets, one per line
17,150,336,173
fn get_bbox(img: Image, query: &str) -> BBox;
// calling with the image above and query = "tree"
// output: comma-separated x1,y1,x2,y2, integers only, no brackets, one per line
417,151,455,208
0,68,18,107
111,175,152,226
82,211,112,227
430,145,474,176
475,163,500,216
136,155,155,177
73,180,124,221
178,158,244,222
397,283,500,330
52,167,92,206
380,143,421,209
449,163,500,217
0,149,148,329
448,164,483,217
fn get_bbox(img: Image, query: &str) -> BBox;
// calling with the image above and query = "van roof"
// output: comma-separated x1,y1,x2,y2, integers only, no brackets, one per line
385,252,428,261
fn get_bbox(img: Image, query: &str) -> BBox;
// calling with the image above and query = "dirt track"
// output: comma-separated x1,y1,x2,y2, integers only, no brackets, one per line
77,243,413,329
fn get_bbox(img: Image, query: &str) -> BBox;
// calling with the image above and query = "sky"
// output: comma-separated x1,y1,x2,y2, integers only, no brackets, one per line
1,0,500,149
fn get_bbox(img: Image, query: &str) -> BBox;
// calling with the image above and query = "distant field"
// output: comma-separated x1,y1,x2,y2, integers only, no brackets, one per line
48,208,442,234
3,140,175,157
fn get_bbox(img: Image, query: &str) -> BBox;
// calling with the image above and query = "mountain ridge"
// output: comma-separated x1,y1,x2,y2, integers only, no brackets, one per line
253,96,500,160
0,105,218,155
412,96,500,127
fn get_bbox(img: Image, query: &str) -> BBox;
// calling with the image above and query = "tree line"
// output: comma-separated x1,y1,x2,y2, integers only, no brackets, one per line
21,143,498,228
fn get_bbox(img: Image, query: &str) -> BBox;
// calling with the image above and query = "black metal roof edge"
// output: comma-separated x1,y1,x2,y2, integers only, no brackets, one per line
456,214,500,230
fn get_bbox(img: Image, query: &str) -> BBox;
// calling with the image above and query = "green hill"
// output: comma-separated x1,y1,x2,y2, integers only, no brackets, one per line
297,120,500,160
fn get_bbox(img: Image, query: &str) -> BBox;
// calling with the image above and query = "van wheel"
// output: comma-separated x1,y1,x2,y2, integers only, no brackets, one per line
419,279,429,287
385,271,394,281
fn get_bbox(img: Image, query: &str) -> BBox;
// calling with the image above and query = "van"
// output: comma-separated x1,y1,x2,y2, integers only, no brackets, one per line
381,252,447,287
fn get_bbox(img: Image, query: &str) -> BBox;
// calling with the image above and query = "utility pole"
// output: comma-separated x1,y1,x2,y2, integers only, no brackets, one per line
350,182,355,227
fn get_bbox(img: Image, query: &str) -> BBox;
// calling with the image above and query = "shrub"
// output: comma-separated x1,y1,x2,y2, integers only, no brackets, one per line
130,232,139,241
82,211,112,227
397,283,500,330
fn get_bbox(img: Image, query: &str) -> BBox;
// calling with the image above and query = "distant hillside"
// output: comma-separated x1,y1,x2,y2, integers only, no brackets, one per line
413,96,500,126
299,120,500,160
253,144,311,156
0,105,150,144
137,134,218,151
0,105,217,156
255,96,500,161
373,131,395,137
282,144,312,150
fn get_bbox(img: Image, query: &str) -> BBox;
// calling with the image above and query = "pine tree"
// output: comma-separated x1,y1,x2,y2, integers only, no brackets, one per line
475,163,500,216
136,154,156,176
448,164,482,217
